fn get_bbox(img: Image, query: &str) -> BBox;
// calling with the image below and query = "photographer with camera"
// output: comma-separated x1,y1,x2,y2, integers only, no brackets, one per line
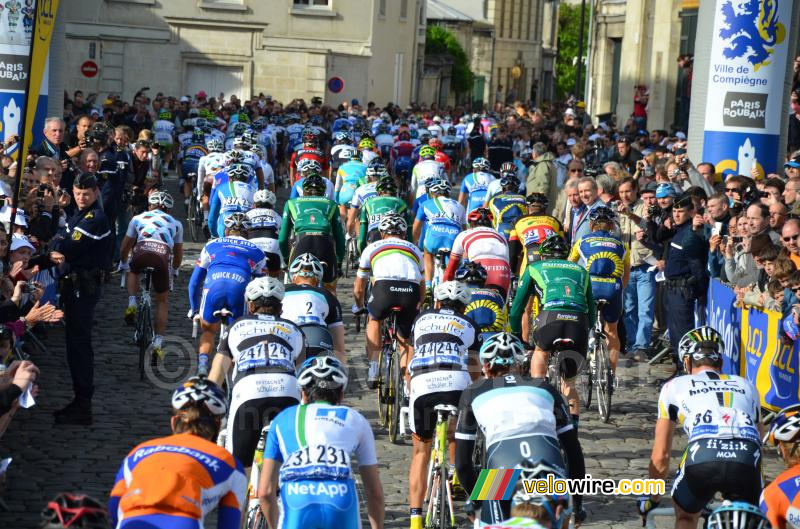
84,123,124,261
128,140,162,215
23,157,71,243
611,136,642,174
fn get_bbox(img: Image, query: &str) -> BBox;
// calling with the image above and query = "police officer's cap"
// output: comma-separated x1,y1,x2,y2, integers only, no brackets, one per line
74,172,98,190
673,194,695,210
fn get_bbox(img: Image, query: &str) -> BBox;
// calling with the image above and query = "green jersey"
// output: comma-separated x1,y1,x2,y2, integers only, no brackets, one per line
357,195,412,251
509,258,595,334
279,196,346,262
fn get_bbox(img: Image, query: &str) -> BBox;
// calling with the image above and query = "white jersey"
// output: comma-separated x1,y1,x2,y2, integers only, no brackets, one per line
125,210,183,248
375,133,395,149
349,182,378,209
409,309,478,375
282,284,344,329
152,120,175,145
220,314,305,376
450,227,510,263
197,152,227,195
361,150,379,165
260,161,275,187
483,179,503,205
411,160,446,198
357,238,424,282
241,150,261,174
246,207,282,232
657,371,761,444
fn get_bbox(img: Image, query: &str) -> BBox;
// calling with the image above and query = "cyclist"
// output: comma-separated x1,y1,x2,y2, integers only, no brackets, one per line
354,214,425,388
245,189,283,278
290,128,328,183
411,180,465,294
454,333,586,526
359,136,380,165
279,173,345,293
283,253,346,364
179,128,209,205
109,376,246,529
188,213,267,375
508,193,565,275
509,233,594,421
568,206,630,381
761,404,800,529
410,146,445,201
208,276,305,474
358,176,412,252
291,159,335,200
486,170,526,242
153,109,176,172
375,122,395,160
257,356,385,529
485,162,522,204
639,326,762,528
196,138,227,221
250,143,275,192
391,130,416,189
330,130,354,174
458,157,496,213
207,163,255,239
429,137,452,183
119,191,183,361
347,160,386,235
407,280,480,529
494,461,572,529
458,262,508,336
444,207,511,298
334,145,367,221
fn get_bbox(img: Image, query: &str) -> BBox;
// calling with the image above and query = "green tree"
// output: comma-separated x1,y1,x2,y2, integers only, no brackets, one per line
426,25,475,95
556,3,589,99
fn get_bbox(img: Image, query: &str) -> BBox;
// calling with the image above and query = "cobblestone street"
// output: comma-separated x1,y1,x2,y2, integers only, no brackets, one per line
0,190,785,528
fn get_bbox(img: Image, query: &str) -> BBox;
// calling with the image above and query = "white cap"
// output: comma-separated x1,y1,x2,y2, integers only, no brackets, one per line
180,96,190,103
588,133,602,142
10,234,34,252
566,138,577,146
675,131,687,140
564,108,576,117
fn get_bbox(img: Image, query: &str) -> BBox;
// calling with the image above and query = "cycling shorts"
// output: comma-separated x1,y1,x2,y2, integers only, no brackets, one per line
367,280,420,338
337,184,358,207
250,236,283,273
475,258,511,299
279,479,360,529
590,277,623,324
532,310,589,379
200,277,247,324
409,388,464,441
291,234,338,285
227,375,299,465
423,224,460,254
671,439,762,514
119,514,201,529
130,240,171,293
181,159,200,182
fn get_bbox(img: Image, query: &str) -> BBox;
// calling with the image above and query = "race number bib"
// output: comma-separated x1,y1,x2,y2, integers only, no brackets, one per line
281,444,352,481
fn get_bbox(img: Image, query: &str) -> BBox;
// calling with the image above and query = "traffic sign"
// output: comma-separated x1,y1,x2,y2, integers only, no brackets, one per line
327,76,344,94
81,61,98,78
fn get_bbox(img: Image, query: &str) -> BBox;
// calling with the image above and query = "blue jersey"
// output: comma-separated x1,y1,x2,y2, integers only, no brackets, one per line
212,168,258,191
183,143,208,160
460,171,497,213
208,181,256,238
415,196,466,230
466,288,507,333
569,230,629,280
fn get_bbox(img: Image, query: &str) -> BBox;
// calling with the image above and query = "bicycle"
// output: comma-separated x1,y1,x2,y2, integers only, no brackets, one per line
581,301,613,422
424,404,459,529
354,281,371,334
185,172,205,242
428,248,450,308
344,235,359,278
546,337,576,400
128,267,155,381
244,421,271,529
377,308,403,444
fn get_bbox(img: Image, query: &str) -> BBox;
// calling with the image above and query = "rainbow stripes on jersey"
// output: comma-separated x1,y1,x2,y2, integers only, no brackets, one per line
469,468,522,501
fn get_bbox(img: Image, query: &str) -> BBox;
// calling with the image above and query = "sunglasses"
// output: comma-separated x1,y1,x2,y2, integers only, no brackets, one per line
569,168,583,173
783,234,800,242
725,187,740,193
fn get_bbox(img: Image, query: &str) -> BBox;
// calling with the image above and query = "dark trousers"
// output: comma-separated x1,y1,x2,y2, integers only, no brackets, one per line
64,285,102,401
663,286,695,362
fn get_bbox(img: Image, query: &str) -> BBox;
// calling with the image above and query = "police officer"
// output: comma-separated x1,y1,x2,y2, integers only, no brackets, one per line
91,123,124,261
661,194,708,375
49,172,112,425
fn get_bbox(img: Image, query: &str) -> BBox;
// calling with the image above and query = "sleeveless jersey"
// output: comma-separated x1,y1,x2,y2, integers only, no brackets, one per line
409,309,479,375
357,238,423,282
126,210,183,248
569,230,630,280
281,284,343,328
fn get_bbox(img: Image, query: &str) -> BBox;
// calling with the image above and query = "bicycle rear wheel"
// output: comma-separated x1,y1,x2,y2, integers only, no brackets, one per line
580,345,594,410
388,350,401,443
596,340,612,423
438,464,449,529
137,303,152,380
377,345,390,428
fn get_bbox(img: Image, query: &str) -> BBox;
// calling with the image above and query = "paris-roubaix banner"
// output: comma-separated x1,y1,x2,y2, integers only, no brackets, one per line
0,0,58,160
701,1,794,178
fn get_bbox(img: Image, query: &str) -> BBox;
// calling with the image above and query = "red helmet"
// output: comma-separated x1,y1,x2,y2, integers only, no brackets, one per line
429,138,443,150
467,207,494,226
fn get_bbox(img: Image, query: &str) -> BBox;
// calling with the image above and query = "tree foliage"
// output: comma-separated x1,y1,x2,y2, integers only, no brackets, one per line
556,3,589,99
426,25,475,95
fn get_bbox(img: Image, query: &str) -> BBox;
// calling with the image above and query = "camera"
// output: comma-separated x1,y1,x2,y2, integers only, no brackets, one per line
648,205,662,218
584,165,602,178
20,280,37,294
85,124,109,145
36,183,49,198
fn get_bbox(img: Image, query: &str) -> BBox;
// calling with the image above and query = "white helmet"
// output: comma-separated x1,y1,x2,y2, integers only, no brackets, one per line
148,191,174,209
289,253,324,282
298,356,348,391
245,277,285,302
253,189,276,207
171,376,228,416
434,281,471,306
479,332,526,368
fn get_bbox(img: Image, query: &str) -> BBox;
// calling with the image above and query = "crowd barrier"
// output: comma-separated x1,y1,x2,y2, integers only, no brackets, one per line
706,279,799,412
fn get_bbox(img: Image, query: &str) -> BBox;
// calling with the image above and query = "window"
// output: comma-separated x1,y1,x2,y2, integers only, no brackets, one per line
400,0,408,19
483,0,488,20
293,0,330,6
379,0,386,17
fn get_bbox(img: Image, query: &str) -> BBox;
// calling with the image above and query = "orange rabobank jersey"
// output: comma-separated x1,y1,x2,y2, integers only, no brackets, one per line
760,464,800,529
110,433,246,526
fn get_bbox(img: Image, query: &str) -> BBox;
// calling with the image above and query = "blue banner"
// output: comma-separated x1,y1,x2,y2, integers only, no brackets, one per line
706,279,741,375
702,130,780,178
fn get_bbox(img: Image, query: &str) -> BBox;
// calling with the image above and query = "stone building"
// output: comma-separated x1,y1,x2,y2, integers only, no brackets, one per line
53,0,425,107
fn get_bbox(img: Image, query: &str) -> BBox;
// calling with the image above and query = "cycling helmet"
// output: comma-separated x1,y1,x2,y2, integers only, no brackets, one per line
206,138,224,153
767,403,800,445
237,111,251,124
678,326,723,364
301,174,326,195
245,276,285,302
589,205,617,223
499,174,519,190
242,130,258,145
251,144,264,158
479,332,526,368
499,162,518,176
472,157,491,172
526,192,549,207
199,109,214,120
223,212,252,232
191,128,205,144
232,136,250,150
434,280,472,306
253,189,276,207
233,122,249,136
227,163,250,182
335,131,352,143
297,356,348,391
511,460,571,528
147,191,174,210
467,207,494,227
429,138,443,150
428,180,451,196
455,261,488,286
301,128,318,144
377,123,390,134
172,376,228,416
419,146,436,160
225,149,245,164
538,233,570,259
195,118,209,131
298,159,323,176
289,253,325,282
376,176,398,195
252,117,268,130
342,146,359,160
301,324,335,358
706,501,770,529
40,493,110,529
158,109,172,121
378,213,407,235
358,137,376,150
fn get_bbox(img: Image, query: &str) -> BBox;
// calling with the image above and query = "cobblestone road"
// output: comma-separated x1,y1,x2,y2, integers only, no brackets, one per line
0,183,785,528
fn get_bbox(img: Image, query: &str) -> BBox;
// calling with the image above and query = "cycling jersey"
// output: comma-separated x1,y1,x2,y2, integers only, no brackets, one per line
208,180,256,238
416,197,466,253
760,465,800,529
411,160,445,198
334,161,367,206
197,152,227,195
434,151,452,175
281,284,343,329
460,171,497,212
485,179,525,204
409,309,479,376
109,433,246,529
357,238,424,282
278,196,345,265
211,166,259,192
219,314,305,382
290,177,336,201
265,403,377,529
508,215,565,272
391,140,415,160
182,143,208,161
465,288,508,334
153,119,176,146
445,227,511,294
349,182,378,210
285,123,305,152
569,230,629,280
487,194,526,241
246,208,283,273
357,195,411,250
125,210,183,249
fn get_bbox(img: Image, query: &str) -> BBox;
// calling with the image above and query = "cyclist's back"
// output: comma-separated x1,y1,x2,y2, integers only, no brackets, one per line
465,287,508,334
487,192,526,241
335,160,367,206
461,170,496,213
411,160,445,198
569,228,629,324
208,179,255,238
282,283,343,329
508,214,564,273
358,194,411,249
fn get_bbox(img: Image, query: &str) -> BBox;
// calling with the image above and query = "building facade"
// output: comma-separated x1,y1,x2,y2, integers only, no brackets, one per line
53,0,424,107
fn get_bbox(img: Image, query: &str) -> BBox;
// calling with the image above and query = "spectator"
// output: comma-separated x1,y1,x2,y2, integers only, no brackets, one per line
611,136,642,174
487,126,514,171
78,149,99,175
762,178,785,205
696,162,717,191
0,359,38,439
746,203,781,245
739,243,780,310
706,193,731,279
526,142,557,214
789,89,799,155
466,118,486,163
633,85,649,130
595,173,616,204
570,177,605,243
781,218,800,269
67,115,92,156
786,157,800,181
769,202,788,232
782,176,800,208
30,118,75,182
